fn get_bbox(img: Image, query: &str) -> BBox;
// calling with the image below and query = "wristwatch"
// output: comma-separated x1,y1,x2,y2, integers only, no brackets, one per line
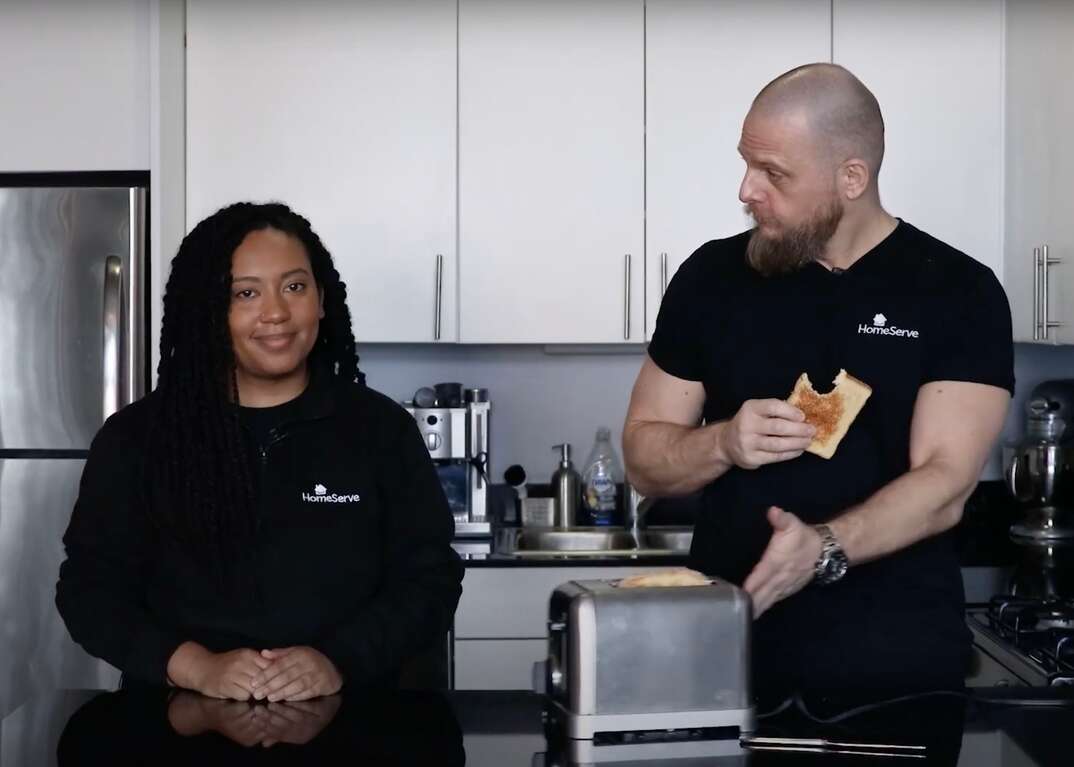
813,524,848,585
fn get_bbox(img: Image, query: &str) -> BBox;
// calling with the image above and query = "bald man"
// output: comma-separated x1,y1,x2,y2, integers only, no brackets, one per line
624,64,1013,701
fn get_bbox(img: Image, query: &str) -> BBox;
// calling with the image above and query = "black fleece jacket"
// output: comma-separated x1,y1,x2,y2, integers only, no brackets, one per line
55,371,463,687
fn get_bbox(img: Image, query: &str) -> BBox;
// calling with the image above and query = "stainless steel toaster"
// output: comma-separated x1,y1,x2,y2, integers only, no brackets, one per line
532,577,754,740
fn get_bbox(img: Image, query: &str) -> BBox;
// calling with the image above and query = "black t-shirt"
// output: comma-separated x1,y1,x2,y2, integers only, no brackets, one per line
648,220,1014,697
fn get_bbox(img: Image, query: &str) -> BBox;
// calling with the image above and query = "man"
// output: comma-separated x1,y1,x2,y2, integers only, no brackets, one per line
623,64,1012,701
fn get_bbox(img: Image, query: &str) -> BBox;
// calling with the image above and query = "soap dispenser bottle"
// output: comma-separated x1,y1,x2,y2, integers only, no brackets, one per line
581,427,623,526
551,444,580,529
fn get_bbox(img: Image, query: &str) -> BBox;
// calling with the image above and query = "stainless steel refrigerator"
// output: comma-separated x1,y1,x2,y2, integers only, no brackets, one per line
0,172,148,717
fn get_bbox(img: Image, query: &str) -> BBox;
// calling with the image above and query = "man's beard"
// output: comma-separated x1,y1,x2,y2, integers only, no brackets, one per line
745,197,844,277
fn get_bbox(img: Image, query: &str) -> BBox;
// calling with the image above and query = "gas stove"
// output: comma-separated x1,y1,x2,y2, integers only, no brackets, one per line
967,595,1074,688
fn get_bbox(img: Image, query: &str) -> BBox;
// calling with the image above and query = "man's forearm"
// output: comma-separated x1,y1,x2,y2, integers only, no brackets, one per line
623,420,732,497
829,459,974,566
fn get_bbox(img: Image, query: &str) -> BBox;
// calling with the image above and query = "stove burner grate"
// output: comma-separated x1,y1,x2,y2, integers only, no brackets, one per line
988,595,1074,639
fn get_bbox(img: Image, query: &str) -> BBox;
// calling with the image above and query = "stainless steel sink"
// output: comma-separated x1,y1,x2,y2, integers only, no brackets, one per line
494,526,692,557
509,527,636,552
640,526,693,553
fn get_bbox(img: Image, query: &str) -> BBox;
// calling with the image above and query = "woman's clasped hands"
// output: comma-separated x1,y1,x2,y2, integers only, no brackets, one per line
171,642,343,702
250,646,343,702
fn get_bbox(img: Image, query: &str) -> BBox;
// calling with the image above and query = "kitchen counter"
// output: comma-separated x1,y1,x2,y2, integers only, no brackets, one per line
5,686,1072,766
463,550,691,567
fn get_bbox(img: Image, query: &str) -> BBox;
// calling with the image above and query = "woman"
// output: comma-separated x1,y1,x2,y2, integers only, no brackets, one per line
56,202,463,701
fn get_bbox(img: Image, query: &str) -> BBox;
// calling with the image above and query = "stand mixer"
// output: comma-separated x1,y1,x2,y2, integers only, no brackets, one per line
1004,380,1074,541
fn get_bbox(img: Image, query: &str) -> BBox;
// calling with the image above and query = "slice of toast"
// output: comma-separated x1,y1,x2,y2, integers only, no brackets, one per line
617,569,711,588
787,369,872,460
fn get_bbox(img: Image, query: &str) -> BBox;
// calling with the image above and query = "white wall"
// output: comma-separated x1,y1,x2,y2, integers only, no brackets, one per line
0,0,150,171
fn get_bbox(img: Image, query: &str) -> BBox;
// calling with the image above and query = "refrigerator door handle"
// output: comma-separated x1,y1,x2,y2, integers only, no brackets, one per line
128,187,147,404
103,255,123,420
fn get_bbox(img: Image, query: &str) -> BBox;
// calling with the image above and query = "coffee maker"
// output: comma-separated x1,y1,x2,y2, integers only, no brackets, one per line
1004,380,1074,541
406,384,491,537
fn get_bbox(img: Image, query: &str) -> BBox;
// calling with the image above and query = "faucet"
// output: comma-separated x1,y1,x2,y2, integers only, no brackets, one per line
624,483,650,548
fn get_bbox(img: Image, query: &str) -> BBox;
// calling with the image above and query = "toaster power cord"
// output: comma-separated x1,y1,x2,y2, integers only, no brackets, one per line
758,688,1074,725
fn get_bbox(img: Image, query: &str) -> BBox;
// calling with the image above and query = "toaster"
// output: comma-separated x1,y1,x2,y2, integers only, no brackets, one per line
532,578,754,741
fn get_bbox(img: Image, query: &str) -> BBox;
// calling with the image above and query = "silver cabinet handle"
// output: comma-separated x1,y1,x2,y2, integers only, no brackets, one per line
434,253,443,341
102,255,122,420
1033,246,1042,340
1043,244,1064,340
660,252,669,298
623,253,632,340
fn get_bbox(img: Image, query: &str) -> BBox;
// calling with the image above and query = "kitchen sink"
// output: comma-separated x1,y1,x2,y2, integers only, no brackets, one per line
640,526,693,553
494,526,692,557
512,528,637,552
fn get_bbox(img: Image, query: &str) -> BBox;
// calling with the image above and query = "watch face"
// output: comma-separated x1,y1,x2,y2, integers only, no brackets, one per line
825,553,848,582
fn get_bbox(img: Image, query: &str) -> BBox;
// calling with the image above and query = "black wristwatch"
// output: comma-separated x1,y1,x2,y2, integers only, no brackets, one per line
813,524,848,585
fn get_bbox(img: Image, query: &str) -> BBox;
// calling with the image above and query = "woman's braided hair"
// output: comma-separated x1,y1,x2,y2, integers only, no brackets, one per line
149,202,360,579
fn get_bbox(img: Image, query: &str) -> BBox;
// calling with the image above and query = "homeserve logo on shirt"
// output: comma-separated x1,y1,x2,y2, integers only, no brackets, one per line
858,312,920,339
302,483,361,504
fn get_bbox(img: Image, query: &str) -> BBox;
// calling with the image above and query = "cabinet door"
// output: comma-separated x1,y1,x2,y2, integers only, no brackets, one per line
1005,0,1074,344
186,0,457,342
458,0,644,343
454,638,547,691
0,0,149,172
645,0,830,340
833,0,1004,278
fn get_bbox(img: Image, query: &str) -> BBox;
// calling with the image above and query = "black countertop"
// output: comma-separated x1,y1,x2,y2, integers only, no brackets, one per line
463,551,692,567
5,687,1072,766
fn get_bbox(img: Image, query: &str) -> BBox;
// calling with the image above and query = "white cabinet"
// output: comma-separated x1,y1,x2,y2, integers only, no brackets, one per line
1004,0,1074,344
454,639,547,691
185,0,457,342
453,566,664,690
645,0,831,339
458,0,644,344
0,0,149,171
832,0,1005,279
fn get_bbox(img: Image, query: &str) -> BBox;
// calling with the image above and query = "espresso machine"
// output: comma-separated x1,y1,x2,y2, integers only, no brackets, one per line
406,384,491,537
1004,380,1074,542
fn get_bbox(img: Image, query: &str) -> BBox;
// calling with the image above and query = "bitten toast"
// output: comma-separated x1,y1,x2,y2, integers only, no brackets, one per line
787,369,872,460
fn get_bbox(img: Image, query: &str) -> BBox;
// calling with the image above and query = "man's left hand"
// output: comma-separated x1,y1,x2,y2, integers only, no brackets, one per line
250,646,342,702
742,507,823,618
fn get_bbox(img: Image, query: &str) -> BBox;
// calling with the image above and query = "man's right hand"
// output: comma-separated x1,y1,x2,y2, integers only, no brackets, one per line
717,399,815,469
167,642,272,700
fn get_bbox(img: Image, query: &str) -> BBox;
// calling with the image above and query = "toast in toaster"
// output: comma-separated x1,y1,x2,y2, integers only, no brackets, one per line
786,368,872,460
617,569,711,588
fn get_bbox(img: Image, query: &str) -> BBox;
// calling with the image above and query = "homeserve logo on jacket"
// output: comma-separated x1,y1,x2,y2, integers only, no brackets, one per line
857,312,920,339
302,483,361,504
